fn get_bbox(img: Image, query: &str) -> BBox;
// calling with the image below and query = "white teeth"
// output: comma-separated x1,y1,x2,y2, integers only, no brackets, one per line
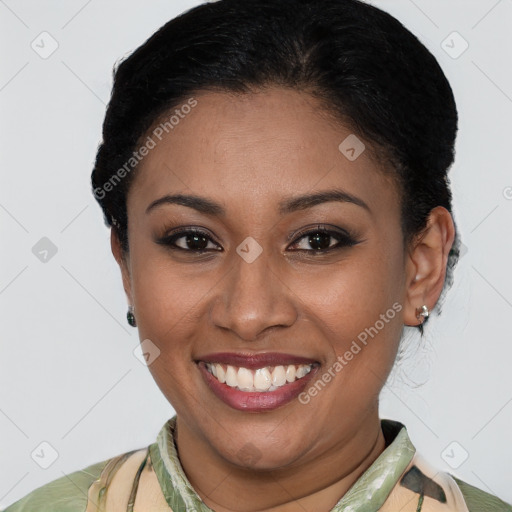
296,365,311,378
225,365,238,387
237,367,254,391
205,362,314,392
271,366,287,387
285,365,296,382
216,364,226,383
254,368,272,391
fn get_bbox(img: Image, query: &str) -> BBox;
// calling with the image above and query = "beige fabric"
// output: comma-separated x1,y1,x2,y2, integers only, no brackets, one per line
105,450,148,511
132,452,173,511
85,448,172,512
86,452,139,512
379,453,470,512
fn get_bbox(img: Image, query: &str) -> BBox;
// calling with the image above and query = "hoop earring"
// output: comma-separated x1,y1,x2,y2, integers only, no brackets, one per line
127,305,137,327
415,305,429,324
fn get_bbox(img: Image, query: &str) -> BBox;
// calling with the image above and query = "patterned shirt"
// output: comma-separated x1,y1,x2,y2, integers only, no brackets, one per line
3,417,511,511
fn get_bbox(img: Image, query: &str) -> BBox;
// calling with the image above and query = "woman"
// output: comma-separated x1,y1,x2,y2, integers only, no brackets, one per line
4,0,511,510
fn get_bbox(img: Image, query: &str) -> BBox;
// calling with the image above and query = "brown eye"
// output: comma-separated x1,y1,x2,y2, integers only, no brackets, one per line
157,228,222,253
288,226,360,253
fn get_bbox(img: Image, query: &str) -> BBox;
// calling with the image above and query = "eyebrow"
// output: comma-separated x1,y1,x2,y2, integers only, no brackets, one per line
145,189,371,216
278,189,370,215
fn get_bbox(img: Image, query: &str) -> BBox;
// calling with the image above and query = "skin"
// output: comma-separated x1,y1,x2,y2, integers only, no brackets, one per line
111,87,455,512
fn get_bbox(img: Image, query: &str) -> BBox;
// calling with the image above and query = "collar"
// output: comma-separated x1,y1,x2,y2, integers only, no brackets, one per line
148,416,415,511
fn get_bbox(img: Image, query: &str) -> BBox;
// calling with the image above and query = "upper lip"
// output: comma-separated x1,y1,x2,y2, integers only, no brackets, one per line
196,352,319,369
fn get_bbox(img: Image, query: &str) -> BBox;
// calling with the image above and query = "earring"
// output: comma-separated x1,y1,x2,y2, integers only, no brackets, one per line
415,305,429,324
127,305,137,327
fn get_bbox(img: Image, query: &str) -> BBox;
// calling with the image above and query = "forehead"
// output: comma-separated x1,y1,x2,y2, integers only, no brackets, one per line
128,87,400,220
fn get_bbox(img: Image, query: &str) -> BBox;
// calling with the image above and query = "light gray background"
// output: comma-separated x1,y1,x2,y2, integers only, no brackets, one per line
1,0,511,508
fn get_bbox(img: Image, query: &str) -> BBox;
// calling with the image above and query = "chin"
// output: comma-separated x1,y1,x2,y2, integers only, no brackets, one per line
214,432,308,471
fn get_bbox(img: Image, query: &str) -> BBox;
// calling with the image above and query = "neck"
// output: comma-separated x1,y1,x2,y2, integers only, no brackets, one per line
175,411,387,512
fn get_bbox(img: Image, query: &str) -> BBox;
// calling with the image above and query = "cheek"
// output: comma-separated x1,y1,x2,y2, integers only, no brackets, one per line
293,245,403,335
128,250,213,407
128,239,217,338
293,243,405,384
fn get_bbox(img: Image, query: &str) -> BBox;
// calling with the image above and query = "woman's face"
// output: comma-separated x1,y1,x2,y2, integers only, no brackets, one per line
117,87,414,469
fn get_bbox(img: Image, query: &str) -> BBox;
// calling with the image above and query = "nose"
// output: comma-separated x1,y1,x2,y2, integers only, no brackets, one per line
210,245,298,341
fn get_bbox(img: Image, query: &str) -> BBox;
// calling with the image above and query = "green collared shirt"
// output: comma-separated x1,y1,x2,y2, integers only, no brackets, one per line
3,417,511,511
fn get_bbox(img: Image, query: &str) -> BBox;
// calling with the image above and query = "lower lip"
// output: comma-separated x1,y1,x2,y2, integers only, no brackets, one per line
198,362,319,412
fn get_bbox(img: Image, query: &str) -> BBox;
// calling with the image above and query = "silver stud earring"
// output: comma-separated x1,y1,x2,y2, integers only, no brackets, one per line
127,305,137,327
415,305,429,323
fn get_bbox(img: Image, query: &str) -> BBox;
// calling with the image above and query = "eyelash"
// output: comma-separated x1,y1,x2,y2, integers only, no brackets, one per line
156,225,361,255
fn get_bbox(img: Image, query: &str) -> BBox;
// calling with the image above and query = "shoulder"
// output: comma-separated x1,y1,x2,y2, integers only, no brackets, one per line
400,452,512,511
452,475,512,512
2,448,148,512
1,459,108,512
383,421,512,511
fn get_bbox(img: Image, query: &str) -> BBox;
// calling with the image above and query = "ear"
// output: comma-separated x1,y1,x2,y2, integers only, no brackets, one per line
403,206,455,327
110,228,133,305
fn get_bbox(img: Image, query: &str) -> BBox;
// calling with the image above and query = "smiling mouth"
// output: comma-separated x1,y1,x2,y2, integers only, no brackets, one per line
200,362,318,392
